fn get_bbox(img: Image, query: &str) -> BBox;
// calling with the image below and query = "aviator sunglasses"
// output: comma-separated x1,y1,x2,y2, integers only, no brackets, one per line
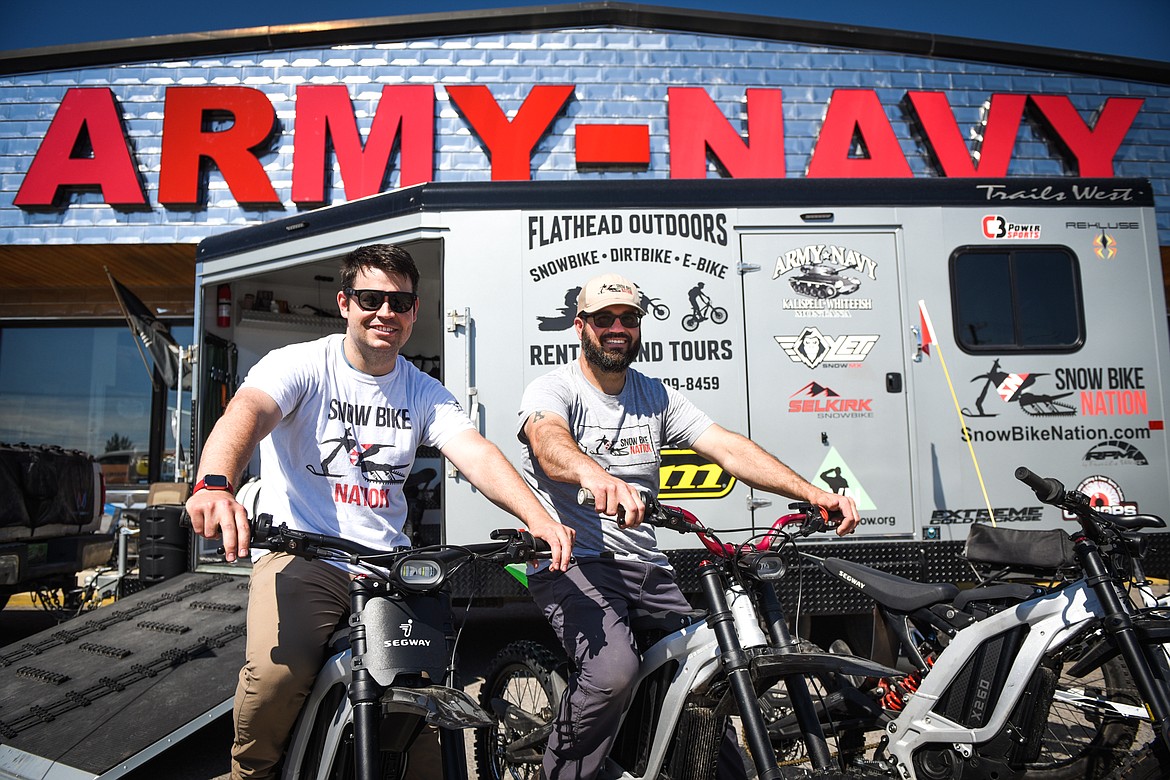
345,288,418,313
581,311,643,328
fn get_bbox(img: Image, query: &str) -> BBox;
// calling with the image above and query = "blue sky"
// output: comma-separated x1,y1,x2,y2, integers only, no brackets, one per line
2,0,1168,64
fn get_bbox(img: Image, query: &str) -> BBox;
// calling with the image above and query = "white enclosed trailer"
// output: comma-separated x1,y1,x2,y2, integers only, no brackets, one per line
192,177,1170,610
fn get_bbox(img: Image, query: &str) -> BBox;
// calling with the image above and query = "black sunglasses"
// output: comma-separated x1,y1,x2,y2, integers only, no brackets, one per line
345,288,418,313
581,311,643,329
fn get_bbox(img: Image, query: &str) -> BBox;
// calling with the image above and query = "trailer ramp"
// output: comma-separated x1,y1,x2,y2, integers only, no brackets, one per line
0,572,248,779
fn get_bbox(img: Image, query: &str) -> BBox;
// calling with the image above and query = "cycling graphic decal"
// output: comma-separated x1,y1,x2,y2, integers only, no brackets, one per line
774,326,879,369
537,286,671,331
307,424,411,484
682,283,728,332
962,359,1075,418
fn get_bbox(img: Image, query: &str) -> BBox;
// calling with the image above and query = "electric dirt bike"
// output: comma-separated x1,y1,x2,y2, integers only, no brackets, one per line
475,492,898,780
813,466,1170,779
244,514,550,780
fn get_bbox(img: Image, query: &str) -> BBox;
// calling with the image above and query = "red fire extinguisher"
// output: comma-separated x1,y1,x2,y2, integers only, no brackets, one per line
217,284,232,328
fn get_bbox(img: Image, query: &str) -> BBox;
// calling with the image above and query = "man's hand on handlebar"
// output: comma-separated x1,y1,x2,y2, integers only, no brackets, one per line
580,476,646,528
807,488,859,536
185,489,251,562
524,515,575,572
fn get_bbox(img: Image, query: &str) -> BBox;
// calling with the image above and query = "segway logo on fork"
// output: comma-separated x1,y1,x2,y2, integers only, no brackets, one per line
384,619,432,647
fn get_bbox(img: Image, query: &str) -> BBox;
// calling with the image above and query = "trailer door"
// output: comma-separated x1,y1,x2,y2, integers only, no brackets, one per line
740,230,913,536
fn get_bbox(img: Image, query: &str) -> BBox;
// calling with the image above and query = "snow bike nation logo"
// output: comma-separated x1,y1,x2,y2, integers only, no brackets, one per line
962,359,1075,417
774,326,879,368
788,382,873,418
770,244,876,318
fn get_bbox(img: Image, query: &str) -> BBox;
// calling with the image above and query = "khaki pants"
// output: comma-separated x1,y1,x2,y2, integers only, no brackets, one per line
230,553,441,779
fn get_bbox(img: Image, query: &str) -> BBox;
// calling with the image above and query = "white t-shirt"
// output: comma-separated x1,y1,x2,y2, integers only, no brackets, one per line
517,361,713,567
243,334,473,567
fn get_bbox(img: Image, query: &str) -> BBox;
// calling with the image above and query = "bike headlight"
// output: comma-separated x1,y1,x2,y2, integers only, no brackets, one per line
745,552,786,581
394,557,445,589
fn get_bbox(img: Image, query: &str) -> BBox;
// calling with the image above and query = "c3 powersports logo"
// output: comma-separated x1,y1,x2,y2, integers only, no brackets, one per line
981,215,1041,240
659,449,736,499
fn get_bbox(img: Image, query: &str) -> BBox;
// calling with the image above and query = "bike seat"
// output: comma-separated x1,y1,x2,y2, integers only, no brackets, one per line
823,557,959,612
628,608,705,634
952,582,1046,614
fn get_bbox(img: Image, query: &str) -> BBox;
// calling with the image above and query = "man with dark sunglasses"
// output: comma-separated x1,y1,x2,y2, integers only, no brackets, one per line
517,272,859,780
186,243,574,780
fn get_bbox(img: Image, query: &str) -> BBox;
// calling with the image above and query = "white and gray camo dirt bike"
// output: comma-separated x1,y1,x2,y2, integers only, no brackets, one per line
812,466,1170,779
475,491,897,780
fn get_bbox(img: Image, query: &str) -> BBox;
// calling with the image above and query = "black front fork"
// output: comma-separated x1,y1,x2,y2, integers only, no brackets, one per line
700,562,839,780
348,578,385,780
1079,539,1170,758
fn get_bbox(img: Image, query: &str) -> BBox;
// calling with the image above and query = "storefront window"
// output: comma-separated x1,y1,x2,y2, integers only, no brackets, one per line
0,323,193,488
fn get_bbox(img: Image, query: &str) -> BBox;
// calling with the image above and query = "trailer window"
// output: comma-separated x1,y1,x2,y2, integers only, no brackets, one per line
950,247,1083,352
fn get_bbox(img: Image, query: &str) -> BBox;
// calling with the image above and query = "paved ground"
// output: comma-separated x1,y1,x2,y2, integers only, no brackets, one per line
1,599,555,780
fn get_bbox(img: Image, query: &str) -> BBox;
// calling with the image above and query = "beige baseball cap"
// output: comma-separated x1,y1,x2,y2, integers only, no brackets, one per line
577,273,646,315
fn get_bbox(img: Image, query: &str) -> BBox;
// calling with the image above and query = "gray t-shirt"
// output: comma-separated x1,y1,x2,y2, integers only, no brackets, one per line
517,361,713,567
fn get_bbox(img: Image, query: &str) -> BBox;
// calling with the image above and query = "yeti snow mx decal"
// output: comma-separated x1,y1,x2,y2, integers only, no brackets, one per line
774,326,879,368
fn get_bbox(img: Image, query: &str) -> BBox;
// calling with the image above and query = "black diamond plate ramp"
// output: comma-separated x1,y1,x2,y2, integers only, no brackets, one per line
0,571,249,779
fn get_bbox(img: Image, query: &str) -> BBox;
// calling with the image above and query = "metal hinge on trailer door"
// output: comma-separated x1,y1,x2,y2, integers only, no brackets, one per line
738,262,761,275
446,308,478,479
747,495,772,511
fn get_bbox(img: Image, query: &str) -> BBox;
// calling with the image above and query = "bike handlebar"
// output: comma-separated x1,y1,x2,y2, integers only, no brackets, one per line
249,513,550,573
576,487,706,535
1015,465,1165,540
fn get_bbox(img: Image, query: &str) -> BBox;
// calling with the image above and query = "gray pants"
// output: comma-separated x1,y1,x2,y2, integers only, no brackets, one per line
528,557,747,780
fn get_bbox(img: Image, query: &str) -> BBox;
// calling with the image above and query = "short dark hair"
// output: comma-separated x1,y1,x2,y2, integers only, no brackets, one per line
340,244,420,293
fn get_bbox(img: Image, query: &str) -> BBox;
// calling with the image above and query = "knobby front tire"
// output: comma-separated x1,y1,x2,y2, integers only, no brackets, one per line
475,640,568,780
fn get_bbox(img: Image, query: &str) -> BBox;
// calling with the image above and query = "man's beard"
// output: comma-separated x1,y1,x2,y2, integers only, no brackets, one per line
582,329,640,373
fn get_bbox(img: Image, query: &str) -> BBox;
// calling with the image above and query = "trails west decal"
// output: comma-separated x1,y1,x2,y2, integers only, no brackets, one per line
659,449,736,499
775,326,879,368
771,243,876,318
788,382,873,418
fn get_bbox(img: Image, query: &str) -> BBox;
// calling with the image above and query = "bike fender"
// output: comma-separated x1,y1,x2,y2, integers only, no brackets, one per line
1067,612,1170,678
381,684,494,729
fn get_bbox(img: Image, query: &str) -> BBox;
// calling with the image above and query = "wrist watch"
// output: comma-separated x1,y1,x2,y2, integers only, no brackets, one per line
193,474,234,495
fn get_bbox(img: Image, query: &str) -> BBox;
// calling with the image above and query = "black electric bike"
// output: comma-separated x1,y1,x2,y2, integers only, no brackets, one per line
246,514,550,780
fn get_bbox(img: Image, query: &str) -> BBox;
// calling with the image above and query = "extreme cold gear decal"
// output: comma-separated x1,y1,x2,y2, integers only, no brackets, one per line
963,359,1075,417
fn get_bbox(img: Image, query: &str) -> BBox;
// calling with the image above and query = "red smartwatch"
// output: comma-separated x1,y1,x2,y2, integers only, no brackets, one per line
192,474,234,495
